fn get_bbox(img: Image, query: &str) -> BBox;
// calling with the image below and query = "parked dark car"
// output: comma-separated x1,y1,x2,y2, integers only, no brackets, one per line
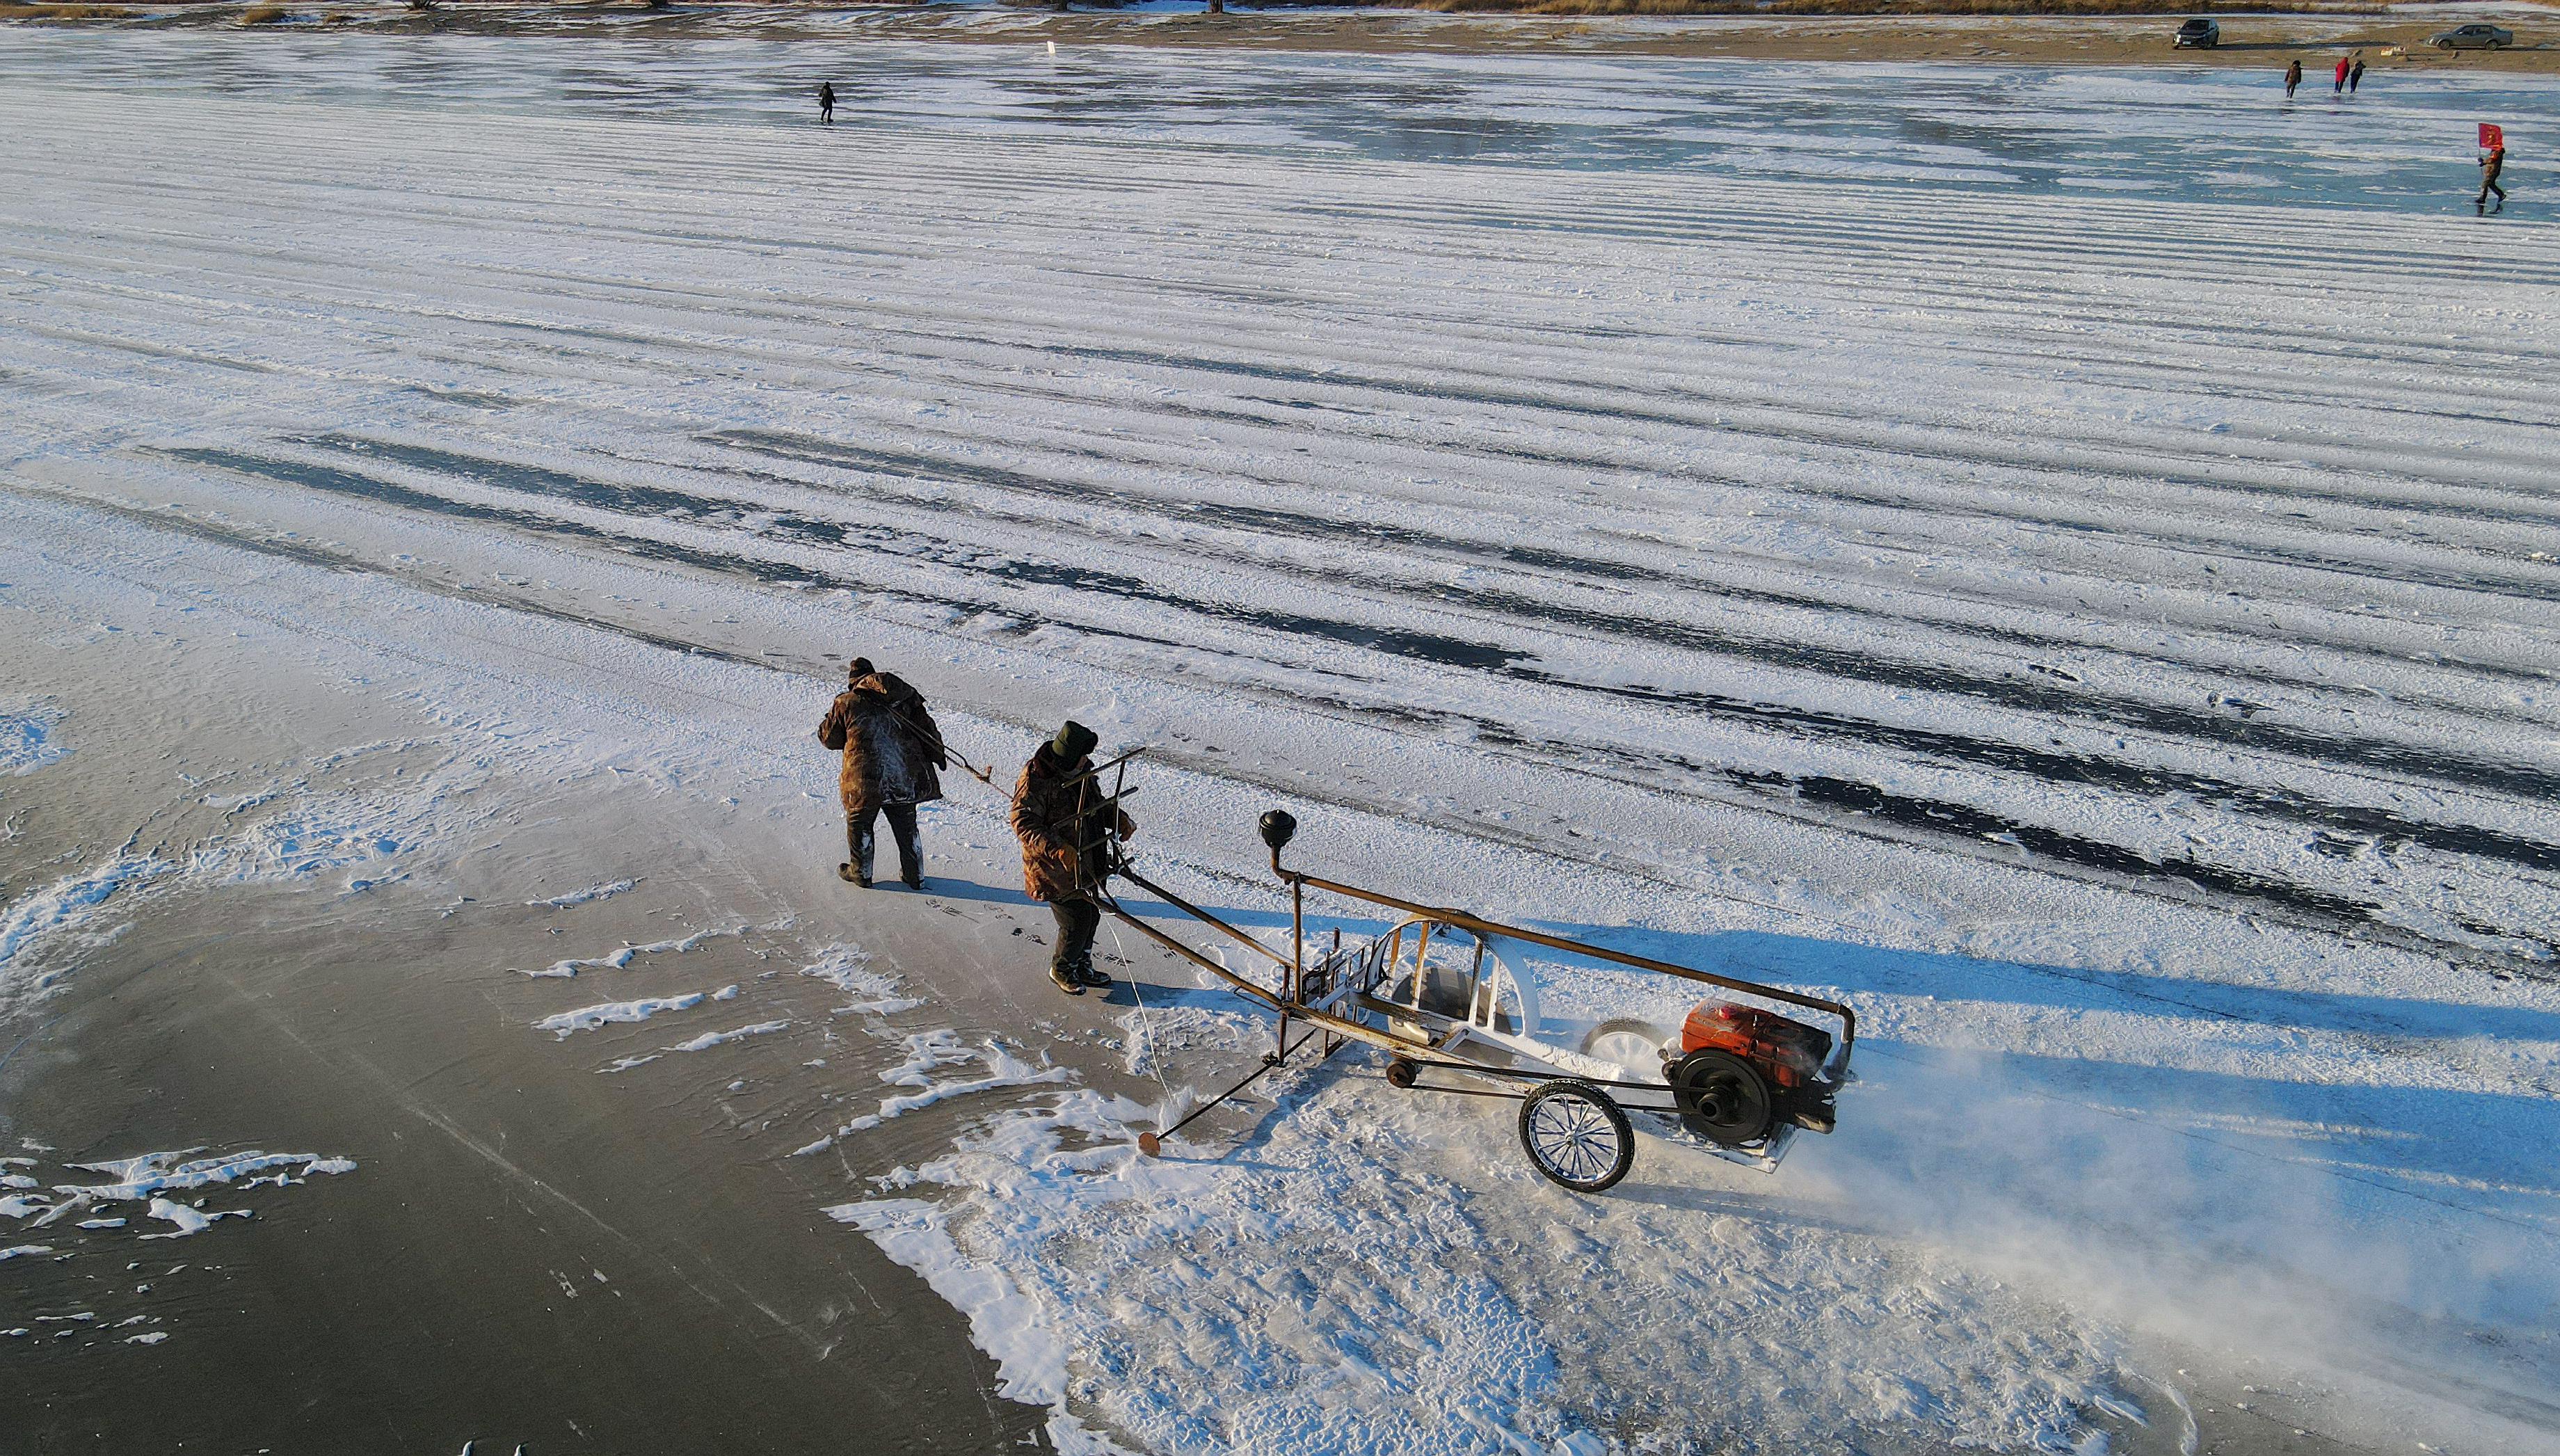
2173,17,2221,47
2429,24,2514,48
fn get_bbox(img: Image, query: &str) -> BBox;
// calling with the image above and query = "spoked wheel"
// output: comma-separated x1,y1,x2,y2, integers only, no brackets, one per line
1579,1018,1669,1078
1517,1080,1635,1194
1672,1049,1773,1146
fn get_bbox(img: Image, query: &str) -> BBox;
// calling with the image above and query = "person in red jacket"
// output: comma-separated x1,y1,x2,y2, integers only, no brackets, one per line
2333,54,2350,95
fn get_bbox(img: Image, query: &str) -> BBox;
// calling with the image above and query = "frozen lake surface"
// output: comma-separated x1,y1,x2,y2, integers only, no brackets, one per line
3,31,2558,1456
6,31,2555,207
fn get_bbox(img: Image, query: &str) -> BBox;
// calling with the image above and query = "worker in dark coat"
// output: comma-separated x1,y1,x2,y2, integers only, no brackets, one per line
817,658,944,888
2284,59,2302,98
1010,721,1133,995
818,80,835,125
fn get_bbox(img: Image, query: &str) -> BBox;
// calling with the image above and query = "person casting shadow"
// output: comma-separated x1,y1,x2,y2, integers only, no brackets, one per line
1011,721,1136,995
817,657,944,888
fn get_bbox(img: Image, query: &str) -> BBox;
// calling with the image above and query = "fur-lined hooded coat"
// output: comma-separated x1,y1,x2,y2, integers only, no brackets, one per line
817,672,945,813
1009,744,1135,902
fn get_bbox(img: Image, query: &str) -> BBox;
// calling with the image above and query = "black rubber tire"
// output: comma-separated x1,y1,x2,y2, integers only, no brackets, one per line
1517,1081,1635,1194
1385,1058,1419,1090
1672,1048,1775,1146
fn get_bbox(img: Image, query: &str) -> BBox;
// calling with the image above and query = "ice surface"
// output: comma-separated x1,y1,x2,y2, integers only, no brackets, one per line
1,31,2555,1454
0,1245,54,1262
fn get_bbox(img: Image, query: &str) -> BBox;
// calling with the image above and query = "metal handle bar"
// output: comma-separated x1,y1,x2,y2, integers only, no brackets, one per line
1271,862,1857,1062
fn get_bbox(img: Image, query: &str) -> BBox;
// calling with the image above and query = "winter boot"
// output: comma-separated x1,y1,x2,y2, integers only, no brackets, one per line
838,863,871,887
1074,959,1111,989
1048,963,1085,995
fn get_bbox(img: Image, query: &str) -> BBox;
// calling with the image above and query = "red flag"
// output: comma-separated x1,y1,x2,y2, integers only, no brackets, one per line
2480,122,2505,150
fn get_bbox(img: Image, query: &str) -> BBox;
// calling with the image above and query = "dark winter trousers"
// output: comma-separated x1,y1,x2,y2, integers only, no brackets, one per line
848,803,922,884
2480,178,2507,205
1048,896,1101,973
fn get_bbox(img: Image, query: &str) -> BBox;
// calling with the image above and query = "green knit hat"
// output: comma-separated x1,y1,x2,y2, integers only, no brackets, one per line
1050,721,1098,762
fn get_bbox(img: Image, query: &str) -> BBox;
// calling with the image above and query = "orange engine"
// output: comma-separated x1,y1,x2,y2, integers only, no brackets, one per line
1679,1000,1834,1089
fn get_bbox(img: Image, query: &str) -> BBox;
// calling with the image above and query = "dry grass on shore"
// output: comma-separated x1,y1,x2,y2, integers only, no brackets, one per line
0,2,132,17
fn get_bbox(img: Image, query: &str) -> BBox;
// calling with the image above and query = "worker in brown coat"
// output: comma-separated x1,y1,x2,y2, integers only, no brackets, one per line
1010,721,1134,995
817,658,945,888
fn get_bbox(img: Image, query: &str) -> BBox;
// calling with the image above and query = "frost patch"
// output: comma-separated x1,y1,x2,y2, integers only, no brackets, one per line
0,700,68,776
525,923,745,978
0,856,172,1014
531,879,638,909
801,943,922,1016
533,989,721,1039
665,1019,790,1053
790,1034,1073,1157
33,1149,355,1228
828,1199,1069,1405
0,1245,54,1261
833,1065,2113,1455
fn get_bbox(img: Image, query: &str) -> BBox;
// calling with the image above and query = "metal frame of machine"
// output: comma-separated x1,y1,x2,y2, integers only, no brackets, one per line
1057,754,1856,1193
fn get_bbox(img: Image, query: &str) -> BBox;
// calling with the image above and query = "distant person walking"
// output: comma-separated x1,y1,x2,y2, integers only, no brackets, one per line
2285,59,2302,97
1010,721,1135,995
818,80,835,125
2349,54,2366,92
817,658,945,888
2478,140,2508,209
2333,55,2350,95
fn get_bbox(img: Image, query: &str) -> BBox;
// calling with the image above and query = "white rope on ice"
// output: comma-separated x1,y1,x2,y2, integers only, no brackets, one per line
1103,915,1176,1135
